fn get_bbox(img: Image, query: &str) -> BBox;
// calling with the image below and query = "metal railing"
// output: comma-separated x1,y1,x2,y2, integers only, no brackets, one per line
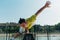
0,26,60,40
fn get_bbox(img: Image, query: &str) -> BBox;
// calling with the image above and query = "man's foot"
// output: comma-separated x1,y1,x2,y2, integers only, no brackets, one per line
10,39,15,40
10,39,12,40
10,37,15,40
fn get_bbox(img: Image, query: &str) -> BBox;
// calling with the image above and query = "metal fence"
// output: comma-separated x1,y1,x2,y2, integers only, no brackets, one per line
0,26,60,40
1,33,60,40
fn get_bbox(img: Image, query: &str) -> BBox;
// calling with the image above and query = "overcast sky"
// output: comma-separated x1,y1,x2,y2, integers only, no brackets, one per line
0,0,60,25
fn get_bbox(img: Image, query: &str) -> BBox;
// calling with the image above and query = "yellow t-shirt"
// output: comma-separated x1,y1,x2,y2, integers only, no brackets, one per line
26,15,37,29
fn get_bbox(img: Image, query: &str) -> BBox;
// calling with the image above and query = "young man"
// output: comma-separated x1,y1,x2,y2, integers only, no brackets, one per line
10,1,51,40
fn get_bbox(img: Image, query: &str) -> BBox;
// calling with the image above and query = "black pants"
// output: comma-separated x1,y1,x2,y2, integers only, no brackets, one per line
23,33,35,40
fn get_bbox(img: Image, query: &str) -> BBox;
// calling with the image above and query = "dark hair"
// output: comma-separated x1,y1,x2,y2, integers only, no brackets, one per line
18,18,26,24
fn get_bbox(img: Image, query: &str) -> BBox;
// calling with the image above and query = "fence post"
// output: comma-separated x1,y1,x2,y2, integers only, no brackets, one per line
6,24,8,40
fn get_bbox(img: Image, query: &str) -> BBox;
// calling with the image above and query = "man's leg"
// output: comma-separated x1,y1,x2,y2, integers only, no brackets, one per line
10,33,20,40
25,29,30,33
14,33,20,38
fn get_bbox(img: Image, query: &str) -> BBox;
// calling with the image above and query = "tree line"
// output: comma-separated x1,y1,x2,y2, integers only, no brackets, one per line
0,22,60,33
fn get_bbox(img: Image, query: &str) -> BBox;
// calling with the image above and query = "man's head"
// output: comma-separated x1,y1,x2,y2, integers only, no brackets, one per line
18,18,27,27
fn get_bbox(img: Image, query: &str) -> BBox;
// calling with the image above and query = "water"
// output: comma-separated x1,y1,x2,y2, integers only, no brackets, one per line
0,33,60,40
0,36,60,40
36,36,60,40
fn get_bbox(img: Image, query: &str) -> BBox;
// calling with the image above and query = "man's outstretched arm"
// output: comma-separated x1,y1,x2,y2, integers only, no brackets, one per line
35,1,51,16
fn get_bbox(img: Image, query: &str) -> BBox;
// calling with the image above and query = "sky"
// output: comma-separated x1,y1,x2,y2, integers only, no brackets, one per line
0,0,60,25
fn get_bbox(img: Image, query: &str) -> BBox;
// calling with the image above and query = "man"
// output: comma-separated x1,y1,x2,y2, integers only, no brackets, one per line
10,1,51,40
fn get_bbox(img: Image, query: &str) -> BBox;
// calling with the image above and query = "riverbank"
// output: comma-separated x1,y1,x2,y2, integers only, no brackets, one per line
36,33,60,37
0,33,60,37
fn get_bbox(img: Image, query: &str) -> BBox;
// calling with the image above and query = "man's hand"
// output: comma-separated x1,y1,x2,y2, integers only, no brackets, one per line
35,1,51,16
44,1,51,8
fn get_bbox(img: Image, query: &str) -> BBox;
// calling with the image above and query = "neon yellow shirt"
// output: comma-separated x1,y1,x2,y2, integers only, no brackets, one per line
26,15,37,29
